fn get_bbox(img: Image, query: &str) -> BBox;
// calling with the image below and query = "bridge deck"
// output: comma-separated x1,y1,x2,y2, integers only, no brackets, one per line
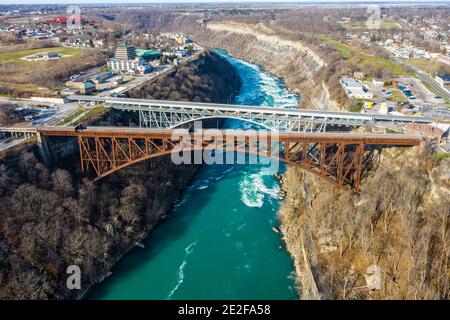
0,124,421,192
66,95,432,125
0,124,422,146
30,126,421,146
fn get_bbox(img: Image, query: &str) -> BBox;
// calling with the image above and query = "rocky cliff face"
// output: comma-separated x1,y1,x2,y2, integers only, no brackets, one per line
0,52,241,300
191,22,449,300
279,146,450,299
193,22,340,110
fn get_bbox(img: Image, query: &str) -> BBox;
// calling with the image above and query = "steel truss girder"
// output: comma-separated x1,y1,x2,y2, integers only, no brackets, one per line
137,110,333,133
112,103,372,133
77,133,376,192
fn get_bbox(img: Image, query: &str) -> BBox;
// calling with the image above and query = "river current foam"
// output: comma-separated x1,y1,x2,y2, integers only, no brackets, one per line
86,49,299,300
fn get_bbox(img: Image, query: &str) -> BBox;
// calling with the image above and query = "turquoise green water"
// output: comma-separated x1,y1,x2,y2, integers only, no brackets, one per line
86,50,299,300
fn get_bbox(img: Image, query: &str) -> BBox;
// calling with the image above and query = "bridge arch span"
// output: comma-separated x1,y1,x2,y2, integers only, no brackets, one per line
166,116,277,131
92,146,346,190
73,131,409,192
31,126,421,192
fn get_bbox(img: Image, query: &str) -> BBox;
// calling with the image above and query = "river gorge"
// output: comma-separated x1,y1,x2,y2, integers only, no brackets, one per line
86,50,300,300
1,6,449,302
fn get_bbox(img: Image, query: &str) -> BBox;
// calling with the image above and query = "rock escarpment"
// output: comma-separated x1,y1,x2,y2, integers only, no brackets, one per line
0,52,241,299
279,146,450,300
192,22,449,300
193,22,340,110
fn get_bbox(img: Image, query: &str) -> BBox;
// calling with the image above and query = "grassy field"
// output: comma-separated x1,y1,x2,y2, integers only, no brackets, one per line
0,45,103,98
79,106,107,123
387,89,407,102
380,20,405,30
318,36,408,76
56,106,107,125
318,35,353,58
56,108,85,125
350,101,364,112
0,47,83,65
329,39,353,59
409,58,446,76
341,19,405,30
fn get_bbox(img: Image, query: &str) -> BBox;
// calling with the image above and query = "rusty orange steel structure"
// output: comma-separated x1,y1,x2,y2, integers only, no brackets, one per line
38,127,421,192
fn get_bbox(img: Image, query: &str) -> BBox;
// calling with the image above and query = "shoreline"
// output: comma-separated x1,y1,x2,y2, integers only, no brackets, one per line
81,50,300,300
77,50,242,300
0,50,241,300
77,168,201,300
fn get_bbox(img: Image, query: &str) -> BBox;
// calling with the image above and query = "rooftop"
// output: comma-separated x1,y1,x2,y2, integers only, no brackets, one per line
81,81,96,89
341,77,363,88
118,41,133,48
136,49,160,59
405,124,445,137
437,74,450,82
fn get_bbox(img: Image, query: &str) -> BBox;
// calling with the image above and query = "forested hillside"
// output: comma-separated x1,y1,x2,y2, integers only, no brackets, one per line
0,52,241,299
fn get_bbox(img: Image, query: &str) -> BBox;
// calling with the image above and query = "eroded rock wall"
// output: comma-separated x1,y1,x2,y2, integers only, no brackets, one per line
193,22,340,110
279,146,450,300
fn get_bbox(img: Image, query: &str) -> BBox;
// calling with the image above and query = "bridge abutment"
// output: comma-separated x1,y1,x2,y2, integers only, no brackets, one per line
36,132,77,167
36,132,51,166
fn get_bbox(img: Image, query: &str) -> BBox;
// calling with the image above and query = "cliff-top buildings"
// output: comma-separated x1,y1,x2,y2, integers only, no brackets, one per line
107,41,151,75
435,74,450,91
115,41,137,60
340,77,374,99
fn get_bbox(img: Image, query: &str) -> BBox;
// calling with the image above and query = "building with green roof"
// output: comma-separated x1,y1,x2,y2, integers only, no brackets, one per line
136,49,160,61
79,81,96,94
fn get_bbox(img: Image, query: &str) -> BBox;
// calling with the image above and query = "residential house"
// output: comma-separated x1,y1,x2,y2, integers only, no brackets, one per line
404,124,447,143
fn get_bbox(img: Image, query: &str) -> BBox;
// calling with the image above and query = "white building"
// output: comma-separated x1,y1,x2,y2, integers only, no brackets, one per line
107,41,152,74
394,47,411,59
340,77,374,99
412,47,428,58
372,78,384,86
436,54,450,66
136,64,152,75
24,51,62,61
435,74,450,91
107,57,146,73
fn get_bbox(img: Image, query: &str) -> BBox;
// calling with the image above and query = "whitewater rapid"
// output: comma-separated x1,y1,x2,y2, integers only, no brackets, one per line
86,49,300,300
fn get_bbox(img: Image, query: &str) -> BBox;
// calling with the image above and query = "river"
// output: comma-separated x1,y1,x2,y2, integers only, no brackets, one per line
86,50,300,300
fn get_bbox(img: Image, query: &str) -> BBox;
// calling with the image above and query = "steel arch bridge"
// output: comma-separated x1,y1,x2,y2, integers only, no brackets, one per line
33,126,421,192
67,95,432,133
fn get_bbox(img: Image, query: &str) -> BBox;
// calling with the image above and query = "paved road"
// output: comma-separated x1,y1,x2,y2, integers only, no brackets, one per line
0,136,31,152
394,57,450,100
97,50,204,97
1,125,421,146
67,95,433,125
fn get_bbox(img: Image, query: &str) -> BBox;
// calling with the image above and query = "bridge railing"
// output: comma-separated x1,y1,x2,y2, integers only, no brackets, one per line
65,95,433,130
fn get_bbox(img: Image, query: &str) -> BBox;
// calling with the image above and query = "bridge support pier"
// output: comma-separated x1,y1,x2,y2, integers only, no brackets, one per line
30,127,420,192
36,132,51,166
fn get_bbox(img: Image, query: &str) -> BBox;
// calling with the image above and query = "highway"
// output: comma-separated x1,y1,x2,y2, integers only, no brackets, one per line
394,57,450,101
